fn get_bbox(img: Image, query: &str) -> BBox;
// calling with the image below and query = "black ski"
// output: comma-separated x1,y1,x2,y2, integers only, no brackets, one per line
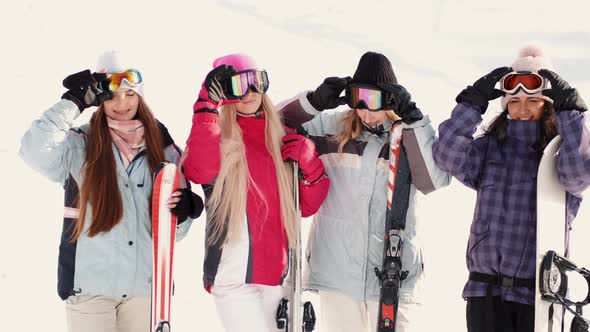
375,122,407,332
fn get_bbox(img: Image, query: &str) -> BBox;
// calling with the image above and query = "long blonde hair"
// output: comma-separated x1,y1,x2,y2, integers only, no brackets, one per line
331,109,398,155
206,94,296,247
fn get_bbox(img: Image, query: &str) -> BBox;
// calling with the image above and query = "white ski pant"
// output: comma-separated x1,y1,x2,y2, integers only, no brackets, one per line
319,290,422,332
65,295,150,332
212,284,289,332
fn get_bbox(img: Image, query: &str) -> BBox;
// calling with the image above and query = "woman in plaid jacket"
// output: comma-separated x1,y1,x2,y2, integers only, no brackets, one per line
432,45,590,332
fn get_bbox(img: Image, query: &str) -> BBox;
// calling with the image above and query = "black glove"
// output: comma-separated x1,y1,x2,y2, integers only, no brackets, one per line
456,66,513,113
306,76,351,111
170,188,204,224
538,69,587,113
203,65,240,104
378,82,424,124
61,70,113,111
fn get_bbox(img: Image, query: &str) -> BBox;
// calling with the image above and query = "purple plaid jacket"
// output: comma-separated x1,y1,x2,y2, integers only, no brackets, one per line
432,102,590,305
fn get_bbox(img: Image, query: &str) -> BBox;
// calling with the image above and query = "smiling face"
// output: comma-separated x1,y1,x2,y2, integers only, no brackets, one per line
103,89,139,121
234,90,262,115
506,95,546,121
355,108,390,127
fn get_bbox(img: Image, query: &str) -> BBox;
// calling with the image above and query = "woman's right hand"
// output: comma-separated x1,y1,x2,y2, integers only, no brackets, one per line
194,65,241,113
61,70,113,112
455,66,512,113
307,76,351,111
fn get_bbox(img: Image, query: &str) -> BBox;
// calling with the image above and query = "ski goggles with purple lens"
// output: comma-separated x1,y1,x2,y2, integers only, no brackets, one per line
223,69,269,97
345,84,390,111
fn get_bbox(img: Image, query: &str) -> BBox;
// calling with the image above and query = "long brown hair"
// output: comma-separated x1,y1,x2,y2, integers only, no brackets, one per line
71,96,165,241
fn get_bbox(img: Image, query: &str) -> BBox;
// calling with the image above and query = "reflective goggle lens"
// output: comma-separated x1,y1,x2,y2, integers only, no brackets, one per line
348,86,382,110
500,71,546,94
107,69,143,91
228,70,269,97
503,73,543,91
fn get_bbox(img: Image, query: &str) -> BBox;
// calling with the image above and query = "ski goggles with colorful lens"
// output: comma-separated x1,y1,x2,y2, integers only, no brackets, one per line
345,84,389,111
499,71,548,94
100,69,143,91
223,70,269,97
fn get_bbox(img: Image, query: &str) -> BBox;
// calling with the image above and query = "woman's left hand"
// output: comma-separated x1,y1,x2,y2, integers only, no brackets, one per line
281,133,325,183
378,82,424,124
539,69,587,113
168,188,204,224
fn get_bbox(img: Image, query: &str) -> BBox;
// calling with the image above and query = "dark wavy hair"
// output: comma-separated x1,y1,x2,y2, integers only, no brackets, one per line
483,102,558,154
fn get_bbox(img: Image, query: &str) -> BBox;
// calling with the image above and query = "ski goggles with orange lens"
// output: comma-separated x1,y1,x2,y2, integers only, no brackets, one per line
223,70,269,97
345,84,389,111
500,71,547,94
100,69,143,91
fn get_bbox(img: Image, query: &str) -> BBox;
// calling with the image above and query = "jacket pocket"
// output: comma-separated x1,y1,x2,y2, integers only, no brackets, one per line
466,230,490,266
399,237,424,291
309,214,364,275
479,159,504,189
469,215,490,235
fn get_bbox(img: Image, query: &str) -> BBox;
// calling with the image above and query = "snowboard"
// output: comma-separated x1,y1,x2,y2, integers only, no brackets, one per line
276,163,316,332
151,162,180,332
536,136,590,331
535,135,566,331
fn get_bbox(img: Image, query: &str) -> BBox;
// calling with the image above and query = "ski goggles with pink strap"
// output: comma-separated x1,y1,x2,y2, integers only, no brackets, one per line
223,70,269,97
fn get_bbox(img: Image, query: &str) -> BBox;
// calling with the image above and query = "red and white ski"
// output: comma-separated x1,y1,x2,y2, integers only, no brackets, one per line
151,162,180,332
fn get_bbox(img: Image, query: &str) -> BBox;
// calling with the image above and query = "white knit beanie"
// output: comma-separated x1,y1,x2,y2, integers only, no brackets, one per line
501,44,553,110
95,50,144,97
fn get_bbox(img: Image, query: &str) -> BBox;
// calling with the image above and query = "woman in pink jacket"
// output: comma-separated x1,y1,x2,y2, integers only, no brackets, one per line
183,53,329,331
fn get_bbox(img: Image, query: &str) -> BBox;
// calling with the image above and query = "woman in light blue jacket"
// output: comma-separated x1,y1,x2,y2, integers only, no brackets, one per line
278,52,451,332
19,51,202,332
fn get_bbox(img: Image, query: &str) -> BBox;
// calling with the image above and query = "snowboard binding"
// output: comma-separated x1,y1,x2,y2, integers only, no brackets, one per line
540,251,590,330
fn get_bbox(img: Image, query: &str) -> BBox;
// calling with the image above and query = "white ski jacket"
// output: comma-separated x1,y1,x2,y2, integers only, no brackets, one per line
278,92,451,303
20,99,193,300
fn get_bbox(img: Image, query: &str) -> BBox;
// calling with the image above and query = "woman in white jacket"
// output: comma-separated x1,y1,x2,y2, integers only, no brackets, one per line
19,51,202,332
278,51,451,332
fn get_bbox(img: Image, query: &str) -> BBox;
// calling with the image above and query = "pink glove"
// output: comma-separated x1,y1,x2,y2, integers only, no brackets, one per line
281,133,325,183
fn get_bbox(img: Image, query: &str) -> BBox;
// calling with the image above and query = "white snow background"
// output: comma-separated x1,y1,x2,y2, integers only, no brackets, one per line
1,1,589,330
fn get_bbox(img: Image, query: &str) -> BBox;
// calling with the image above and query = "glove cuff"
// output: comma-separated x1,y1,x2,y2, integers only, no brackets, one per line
299,158,325,184
62,92,85,112
306,91,324,112
194,97,219,113
456,86,488,114
189,192,204,219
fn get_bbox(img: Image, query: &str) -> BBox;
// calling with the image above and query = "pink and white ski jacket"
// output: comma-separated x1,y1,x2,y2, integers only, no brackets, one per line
184,111,329,292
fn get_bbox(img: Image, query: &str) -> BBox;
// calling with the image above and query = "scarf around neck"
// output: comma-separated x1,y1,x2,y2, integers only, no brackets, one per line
107,117,145,168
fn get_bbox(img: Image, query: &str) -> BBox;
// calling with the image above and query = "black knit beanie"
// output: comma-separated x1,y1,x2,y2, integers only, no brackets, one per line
351,51,397,85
